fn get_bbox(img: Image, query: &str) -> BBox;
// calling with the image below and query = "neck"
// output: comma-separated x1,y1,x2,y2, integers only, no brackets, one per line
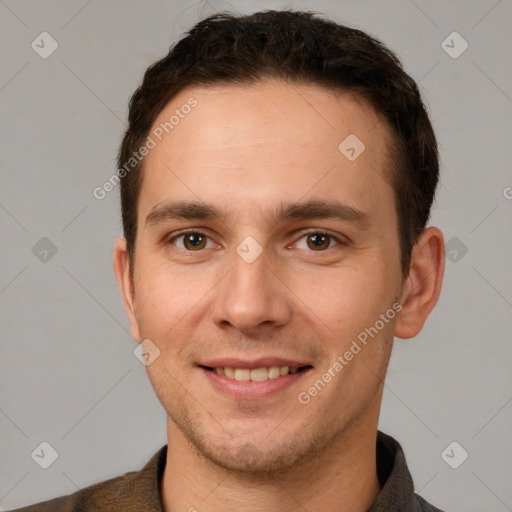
160,419,381,512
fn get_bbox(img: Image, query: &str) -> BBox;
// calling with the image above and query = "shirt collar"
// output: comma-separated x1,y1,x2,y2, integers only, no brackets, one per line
367,430,420,511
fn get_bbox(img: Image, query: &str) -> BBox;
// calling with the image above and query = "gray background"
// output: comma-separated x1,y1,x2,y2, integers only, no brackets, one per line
0,0,511,510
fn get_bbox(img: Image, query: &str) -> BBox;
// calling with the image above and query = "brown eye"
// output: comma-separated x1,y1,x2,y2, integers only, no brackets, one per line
306,233,331,251
294,232,341,252
171,232,213,251
183,232,206,250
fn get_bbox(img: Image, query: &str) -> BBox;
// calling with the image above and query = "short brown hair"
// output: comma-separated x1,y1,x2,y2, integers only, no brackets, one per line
118,10,439,275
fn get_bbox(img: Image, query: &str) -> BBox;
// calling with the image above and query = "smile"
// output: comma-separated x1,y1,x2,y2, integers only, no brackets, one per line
203,365,311,381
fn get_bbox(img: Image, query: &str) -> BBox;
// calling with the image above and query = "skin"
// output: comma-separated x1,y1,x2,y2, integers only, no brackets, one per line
114,80,445,512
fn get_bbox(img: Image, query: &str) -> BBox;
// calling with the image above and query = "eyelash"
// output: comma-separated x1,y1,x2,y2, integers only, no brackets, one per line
168,229,346,252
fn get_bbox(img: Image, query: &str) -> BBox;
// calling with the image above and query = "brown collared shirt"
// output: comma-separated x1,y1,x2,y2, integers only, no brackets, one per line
9,431,446,511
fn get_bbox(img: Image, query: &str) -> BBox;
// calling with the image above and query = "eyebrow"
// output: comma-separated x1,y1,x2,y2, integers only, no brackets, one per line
145,199,370,229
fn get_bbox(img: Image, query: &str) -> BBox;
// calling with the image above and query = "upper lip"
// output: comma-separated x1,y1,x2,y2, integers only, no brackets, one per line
198,357,312,370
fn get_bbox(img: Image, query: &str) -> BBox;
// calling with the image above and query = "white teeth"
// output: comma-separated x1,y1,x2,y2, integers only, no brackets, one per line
249,367,267,381
213,365,303,381
234,368,251,381
268,366,281,379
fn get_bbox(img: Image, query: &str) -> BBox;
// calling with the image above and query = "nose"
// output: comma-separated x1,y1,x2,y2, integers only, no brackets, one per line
211,245,293,335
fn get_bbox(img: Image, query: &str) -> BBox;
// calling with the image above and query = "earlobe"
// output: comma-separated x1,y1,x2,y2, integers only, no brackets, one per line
113,237,142,342
394,227,445,339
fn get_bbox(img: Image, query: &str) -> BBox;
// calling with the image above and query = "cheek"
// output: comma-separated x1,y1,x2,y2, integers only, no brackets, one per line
289,259,395,339
132,257,212,341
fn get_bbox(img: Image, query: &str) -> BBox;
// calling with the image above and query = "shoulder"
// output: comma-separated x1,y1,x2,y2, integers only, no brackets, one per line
7,472,132,512
7,445,167,512
373,431,448,512
415,493,447,512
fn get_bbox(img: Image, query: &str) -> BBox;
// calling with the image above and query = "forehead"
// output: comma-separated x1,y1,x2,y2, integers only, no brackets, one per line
138,80,395,226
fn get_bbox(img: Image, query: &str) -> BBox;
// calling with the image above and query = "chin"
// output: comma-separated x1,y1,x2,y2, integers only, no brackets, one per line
181,419,337,476
198,439,307,475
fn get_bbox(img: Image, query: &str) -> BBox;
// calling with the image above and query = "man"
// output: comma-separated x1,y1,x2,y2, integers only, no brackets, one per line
12,9,446,512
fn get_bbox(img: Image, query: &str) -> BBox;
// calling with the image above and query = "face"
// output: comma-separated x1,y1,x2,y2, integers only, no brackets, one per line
118,80,407,473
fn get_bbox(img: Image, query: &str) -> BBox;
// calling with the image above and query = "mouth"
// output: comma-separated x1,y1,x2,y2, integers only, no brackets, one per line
198,358,313,400
200,364,313,382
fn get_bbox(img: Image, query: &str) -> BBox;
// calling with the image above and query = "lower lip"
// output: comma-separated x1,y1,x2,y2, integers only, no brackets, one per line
200,367,311,400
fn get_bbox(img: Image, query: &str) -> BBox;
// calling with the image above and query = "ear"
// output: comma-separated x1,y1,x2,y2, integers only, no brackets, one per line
113,237,142,342
394,226,445,339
